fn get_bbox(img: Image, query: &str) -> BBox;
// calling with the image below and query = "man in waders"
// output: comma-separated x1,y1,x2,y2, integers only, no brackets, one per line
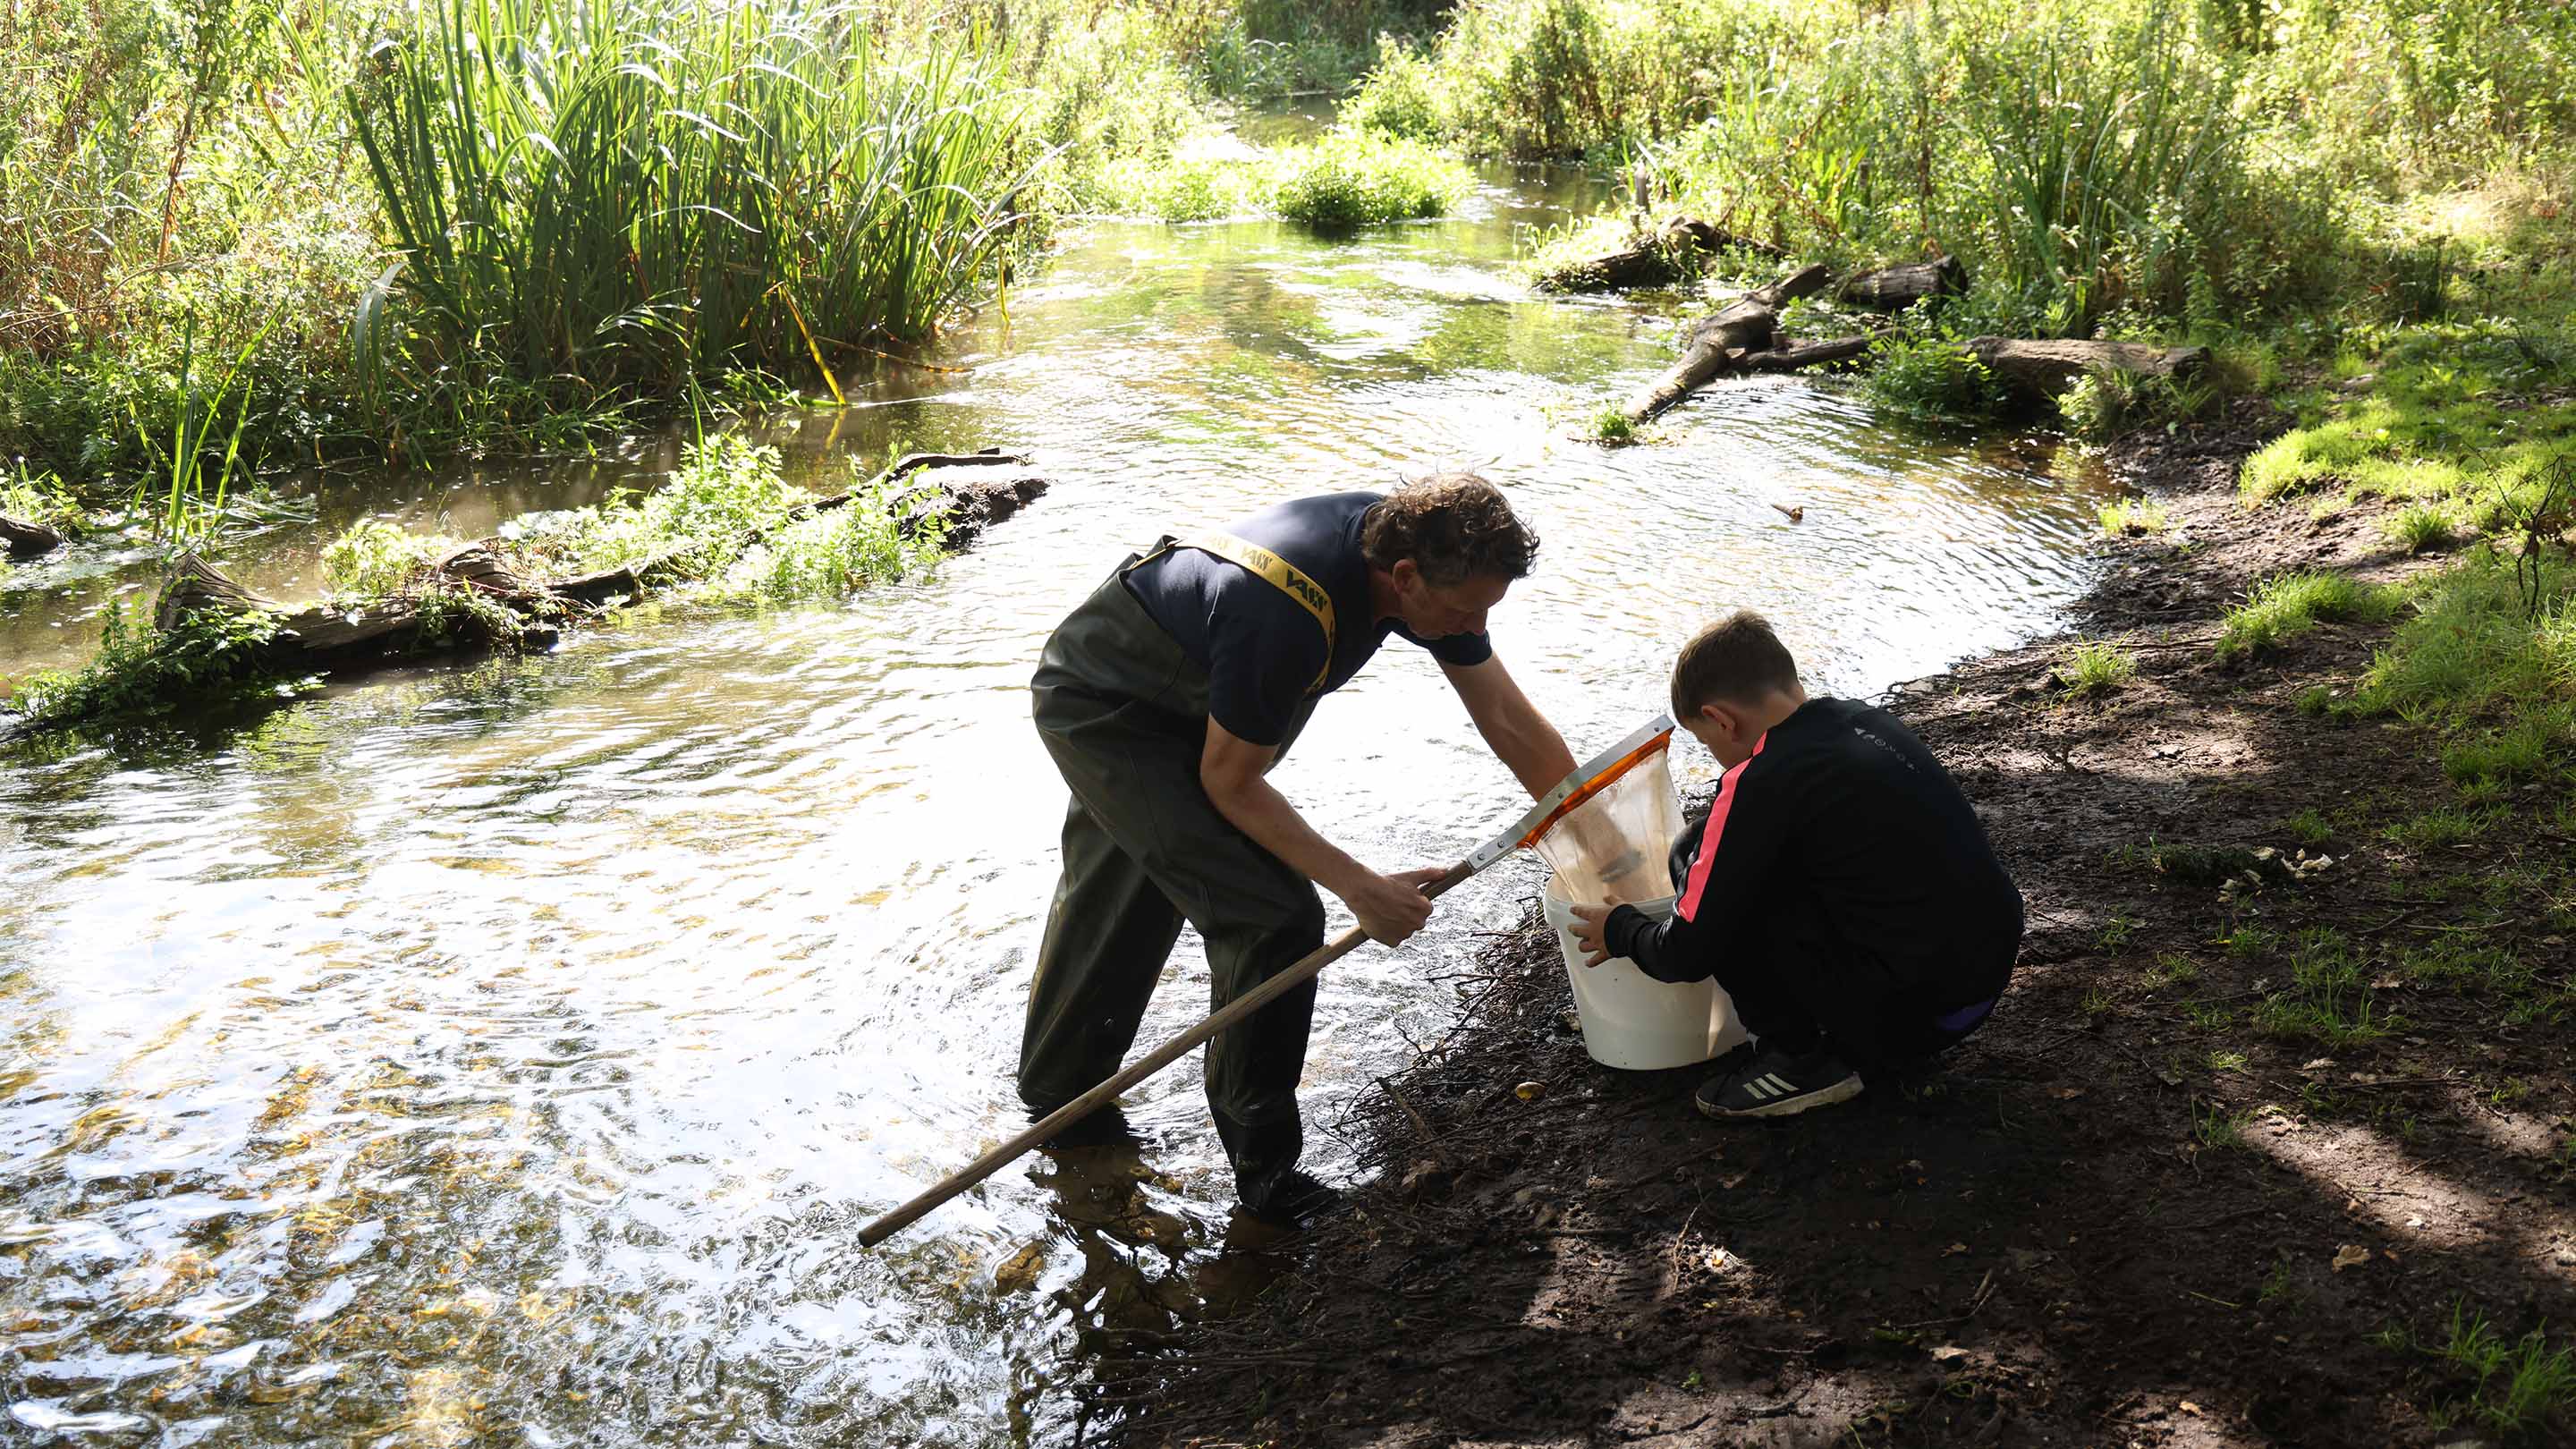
1023,474,1580,1223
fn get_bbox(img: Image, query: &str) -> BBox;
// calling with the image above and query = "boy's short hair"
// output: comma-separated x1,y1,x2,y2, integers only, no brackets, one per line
1671,611,1800,716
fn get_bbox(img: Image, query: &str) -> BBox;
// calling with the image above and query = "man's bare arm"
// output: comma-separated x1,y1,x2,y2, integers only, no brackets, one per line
1441,655,1577,800
1199,720,1441,945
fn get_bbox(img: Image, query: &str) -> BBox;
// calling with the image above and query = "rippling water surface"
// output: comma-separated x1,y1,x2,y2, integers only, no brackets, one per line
1,156,2111,1445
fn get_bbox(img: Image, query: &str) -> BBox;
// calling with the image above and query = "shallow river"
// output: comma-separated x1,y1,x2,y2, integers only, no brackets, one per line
1,150,2114,1445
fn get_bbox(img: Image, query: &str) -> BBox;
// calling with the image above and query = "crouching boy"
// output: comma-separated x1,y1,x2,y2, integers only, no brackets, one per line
1571,611,2022,1119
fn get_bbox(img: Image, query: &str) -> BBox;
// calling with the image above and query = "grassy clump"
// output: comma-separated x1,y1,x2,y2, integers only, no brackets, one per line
2380,1301,2576,1443
321,520,453,603
2250,928,2394,1045
2059,641,2136,699
1588,406,1639,445
2343,551,2575,792
2097,497,2170,537
2215,571,2402,660
2383,503,2461,555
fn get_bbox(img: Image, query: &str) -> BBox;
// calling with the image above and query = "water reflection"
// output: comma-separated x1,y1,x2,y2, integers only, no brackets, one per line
1,158,2112,1445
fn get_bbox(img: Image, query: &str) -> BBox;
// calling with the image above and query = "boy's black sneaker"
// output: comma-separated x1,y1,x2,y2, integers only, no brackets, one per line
1694,1044,1862,1120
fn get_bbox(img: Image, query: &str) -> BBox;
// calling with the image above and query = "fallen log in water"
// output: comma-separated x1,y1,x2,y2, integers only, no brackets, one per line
3,513,67,557
1533,215,1785,293
1837,255,1965,310
1620,264,1835,422
153,453,1049,680
1965,337,2210,403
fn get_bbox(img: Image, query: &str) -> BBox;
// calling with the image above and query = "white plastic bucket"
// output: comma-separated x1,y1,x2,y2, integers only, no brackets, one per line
1541,881,1747,1071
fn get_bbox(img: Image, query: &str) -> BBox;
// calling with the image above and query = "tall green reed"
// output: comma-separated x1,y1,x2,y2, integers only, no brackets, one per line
150,310,275,543
347,0,1038,402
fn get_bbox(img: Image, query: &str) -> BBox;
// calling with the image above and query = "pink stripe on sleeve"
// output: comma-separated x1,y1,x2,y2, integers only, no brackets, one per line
1676,731,1767,922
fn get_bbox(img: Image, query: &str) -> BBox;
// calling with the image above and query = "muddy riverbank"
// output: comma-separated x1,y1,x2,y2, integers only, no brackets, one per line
1116,400,2576,1447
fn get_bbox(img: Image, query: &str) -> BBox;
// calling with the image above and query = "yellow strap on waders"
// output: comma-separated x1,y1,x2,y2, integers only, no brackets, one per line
1131,532,1336,696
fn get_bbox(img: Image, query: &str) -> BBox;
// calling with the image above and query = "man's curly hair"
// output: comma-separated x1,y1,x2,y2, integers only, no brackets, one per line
1359,472,1539,587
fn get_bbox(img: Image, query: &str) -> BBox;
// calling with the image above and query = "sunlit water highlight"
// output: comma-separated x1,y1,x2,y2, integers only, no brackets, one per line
2,159,2111,1445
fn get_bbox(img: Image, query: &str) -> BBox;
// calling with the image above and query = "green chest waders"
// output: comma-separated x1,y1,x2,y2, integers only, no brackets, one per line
1020,540,1329,1214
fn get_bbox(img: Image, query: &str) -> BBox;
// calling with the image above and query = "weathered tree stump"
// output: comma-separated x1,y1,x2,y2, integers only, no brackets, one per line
3,513,68,557
1837,255,1965,310
1964,338,2210,403
1620,264,1834,422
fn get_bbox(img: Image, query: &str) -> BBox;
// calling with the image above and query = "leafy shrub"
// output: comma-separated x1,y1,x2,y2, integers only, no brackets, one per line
1862,335,2004,422
1272,131,1471,229
5,603,305,729
1343,36,1445,140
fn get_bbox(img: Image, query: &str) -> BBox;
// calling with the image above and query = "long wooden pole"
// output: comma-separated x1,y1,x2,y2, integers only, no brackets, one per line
856,857,1479,1248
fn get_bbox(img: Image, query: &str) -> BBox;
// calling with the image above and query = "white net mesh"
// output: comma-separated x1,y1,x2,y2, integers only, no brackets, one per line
1532,744,1682,908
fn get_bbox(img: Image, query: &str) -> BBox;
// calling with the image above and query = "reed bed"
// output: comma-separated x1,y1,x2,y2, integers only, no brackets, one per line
350,0,1039,400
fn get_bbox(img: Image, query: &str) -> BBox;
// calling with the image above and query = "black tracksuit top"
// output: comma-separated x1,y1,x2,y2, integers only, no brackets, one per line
1605,697,2022,999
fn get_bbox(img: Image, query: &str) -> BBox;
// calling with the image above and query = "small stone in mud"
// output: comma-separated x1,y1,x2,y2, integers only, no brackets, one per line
1513,1080,1547,1102
993,1242,1046,1294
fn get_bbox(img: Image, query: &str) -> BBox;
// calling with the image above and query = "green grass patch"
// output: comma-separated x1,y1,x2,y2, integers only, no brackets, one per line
2380,1301,2576,1443
2059,641,2137,698
1587,406,1639,445
2128,839,2267,886
2383,503,2461,555
2215,571,2401,660
2283,808,2335,847
2097,497,2170,537
2250,928,2394,1045
2380,804,2506,851
2146,953,2202,989
2240,327,2576,513
2190,1097,2250,1151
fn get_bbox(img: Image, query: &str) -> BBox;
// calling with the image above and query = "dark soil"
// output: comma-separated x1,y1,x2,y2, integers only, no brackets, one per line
1107,399,2576,1447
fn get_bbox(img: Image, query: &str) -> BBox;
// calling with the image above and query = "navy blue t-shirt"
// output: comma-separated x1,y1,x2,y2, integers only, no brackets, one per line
1123,491,1495,745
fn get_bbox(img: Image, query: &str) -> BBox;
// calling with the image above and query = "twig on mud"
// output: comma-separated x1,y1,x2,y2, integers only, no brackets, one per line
1884,1267,1996,1329
1376,1076,1445,1157
2172,1203,2282,1232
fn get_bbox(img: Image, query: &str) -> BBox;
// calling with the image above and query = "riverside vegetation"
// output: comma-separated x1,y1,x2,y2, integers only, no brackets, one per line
0,0,1450,728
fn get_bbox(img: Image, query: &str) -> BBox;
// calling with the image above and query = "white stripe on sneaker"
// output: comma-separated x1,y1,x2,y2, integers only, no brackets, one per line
1760,1073,1795,1095
1741,1080,1774,1099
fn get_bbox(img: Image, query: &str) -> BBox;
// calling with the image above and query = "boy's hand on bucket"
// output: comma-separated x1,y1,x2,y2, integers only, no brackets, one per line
1568,903,1615,969
1347,867,1444,946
